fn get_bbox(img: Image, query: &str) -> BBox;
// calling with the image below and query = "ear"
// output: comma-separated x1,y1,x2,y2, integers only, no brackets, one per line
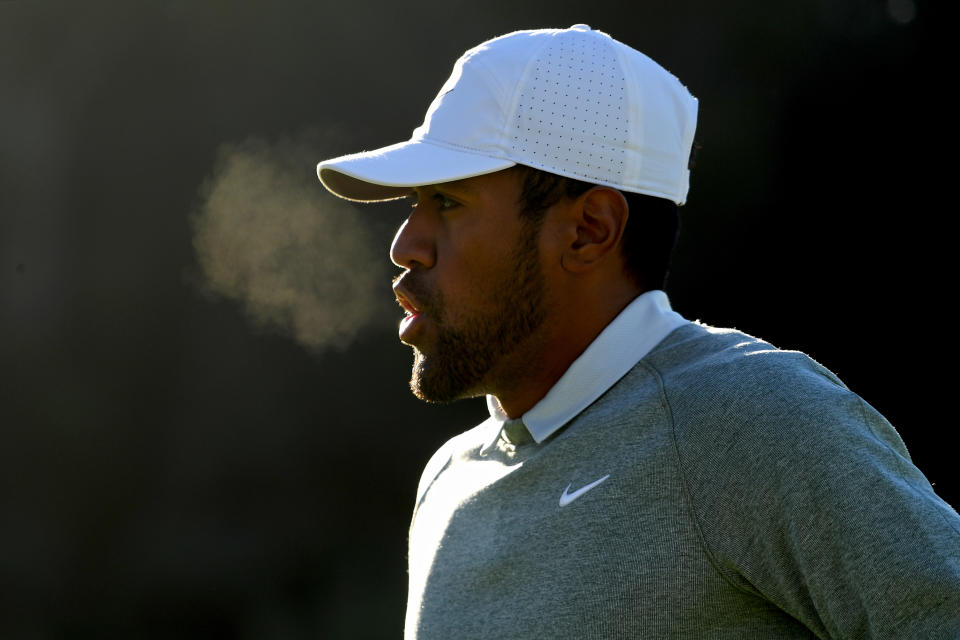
560,187,628,274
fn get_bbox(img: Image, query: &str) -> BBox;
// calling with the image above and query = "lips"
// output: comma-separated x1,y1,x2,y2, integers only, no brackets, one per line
393,278,430,344
394,289,421,316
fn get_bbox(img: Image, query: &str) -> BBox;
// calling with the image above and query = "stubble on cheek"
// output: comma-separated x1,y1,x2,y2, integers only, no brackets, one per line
406,222,546,404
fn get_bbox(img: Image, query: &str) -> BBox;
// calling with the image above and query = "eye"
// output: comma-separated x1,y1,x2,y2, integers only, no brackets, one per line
432,193,459,210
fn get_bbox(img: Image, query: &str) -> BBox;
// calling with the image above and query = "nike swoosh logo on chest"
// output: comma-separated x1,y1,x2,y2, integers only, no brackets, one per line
559,474,611,507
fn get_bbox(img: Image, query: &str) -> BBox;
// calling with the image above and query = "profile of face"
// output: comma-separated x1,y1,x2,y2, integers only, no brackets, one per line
391,169,548,403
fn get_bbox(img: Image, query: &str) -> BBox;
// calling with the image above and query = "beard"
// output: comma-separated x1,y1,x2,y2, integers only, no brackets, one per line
405,221,547,403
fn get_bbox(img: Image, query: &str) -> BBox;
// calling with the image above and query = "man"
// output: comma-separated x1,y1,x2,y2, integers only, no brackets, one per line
316,25,959,639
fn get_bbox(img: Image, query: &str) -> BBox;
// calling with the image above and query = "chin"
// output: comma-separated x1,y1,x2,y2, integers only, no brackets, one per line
409,348,484,404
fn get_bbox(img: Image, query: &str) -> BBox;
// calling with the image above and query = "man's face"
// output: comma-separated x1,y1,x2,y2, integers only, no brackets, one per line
391,169,548,403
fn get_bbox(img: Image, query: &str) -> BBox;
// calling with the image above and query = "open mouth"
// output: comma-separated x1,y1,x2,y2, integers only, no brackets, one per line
393,285,428,342
395,291,420,317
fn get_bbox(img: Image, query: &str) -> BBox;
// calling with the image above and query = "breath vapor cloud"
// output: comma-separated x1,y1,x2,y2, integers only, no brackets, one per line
191,133,392,352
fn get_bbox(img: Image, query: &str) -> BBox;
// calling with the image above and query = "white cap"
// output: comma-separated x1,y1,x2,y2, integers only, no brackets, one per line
317,25,698,205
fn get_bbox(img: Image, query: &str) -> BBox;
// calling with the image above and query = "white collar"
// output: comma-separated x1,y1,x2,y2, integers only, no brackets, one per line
483,290,688,449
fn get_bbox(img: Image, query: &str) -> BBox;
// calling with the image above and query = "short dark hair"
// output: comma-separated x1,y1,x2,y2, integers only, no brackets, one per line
509,165,680,292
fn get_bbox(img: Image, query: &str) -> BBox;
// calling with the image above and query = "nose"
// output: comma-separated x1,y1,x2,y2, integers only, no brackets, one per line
390,207,436,270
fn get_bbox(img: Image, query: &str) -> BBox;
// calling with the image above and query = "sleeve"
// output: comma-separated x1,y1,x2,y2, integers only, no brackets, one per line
676,352,960,639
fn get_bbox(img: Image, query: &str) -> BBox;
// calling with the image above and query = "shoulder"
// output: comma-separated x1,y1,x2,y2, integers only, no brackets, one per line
581,321,878,462
642,321,914,484
645,321,846,395
638,323,960,636
638,322,951,554
643,322,883,450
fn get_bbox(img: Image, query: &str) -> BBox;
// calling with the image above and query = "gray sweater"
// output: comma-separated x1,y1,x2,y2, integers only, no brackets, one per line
405,322,960,639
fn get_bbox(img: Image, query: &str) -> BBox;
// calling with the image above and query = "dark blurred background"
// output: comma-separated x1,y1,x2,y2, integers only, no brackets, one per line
0,0,949,637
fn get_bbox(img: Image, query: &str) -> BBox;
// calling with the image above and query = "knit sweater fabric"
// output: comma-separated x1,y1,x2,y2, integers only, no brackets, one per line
404,322,960,639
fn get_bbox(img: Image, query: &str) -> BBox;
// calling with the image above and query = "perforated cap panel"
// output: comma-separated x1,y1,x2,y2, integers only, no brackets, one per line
509,28,629,186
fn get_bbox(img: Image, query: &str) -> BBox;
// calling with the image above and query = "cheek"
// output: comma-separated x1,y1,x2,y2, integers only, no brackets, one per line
437,256,503,316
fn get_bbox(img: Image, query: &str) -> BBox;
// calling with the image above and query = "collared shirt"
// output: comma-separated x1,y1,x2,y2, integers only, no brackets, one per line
484,290,688,448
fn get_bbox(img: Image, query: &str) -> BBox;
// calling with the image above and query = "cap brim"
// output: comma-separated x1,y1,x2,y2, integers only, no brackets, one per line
317,139,516,202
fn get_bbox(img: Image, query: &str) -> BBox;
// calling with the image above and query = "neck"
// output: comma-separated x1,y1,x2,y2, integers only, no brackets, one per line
491,282,642,418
